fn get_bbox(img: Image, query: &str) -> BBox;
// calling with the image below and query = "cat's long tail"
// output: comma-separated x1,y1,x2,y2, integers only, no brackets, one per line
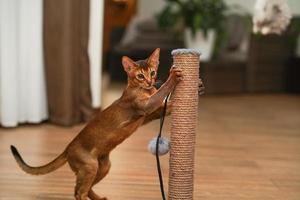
10,145,67,175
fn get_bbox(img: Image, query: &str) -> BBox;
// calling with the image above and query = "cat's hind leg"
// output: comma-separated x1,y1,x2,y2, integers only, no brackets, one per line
88,154,111,200
74,161,98,200
68,150,98,200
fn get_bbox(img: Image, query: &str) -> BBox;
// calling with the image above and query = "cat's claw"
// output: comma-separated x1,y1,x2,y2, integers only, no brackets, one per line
198,78,205,96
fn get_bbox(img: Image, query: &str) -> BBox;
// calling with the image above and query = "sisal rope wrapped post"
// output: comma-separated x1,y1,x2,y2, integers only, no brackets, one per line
168,49,200,200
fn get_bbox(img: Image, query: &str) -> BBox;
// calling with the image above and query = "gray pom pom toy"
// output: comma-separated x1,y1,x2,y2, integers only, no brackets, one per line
148,136,170,156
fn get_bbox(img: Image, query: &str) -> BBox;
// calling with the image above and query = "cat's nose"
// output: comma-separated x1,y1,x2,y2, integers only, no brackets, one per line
146,79,152,86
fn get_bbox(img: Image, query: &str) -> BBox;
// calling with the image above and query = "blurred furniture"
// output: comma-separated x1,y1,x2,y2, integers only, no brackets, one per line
201,61,246,94
246,17,300,92
103,0,137,57
107,15,300,94
286,57,300,93
247,33,299,92
201,16,300,94
201,15,249,94
107,15,249,90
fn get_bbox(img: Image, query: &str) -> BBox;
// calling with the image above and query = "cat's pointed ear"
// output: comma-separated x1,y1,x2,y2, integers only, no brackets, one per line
122,56,135,73
148,48,160,69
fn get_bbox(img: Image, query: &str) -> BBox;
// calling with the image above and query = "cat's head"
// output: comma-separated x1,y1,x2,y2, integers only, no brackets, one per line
122,48,160,89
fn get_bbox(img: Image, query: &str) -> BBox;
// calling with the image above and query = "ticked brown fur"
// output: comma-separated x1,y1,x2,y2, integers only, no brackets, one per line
11,48,204,200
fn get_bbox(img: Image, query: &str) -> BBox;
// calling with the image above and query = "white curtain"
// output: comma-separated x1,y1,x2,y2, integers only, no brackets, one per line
88,0,104,108
0,0,48,127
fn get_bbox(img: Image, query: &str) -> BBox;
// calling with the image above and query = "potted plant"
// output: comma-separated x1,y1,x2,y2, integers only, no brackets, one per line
157,0,227,61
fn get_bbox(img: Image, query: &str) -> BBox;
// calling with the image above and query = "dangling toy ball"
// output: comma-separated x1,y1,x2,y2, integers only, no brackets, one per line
148,136,170,156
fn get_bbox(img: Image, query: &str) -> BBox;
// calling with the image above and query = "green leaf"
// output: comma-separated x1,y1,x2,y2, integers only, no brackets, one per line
157,0,228,39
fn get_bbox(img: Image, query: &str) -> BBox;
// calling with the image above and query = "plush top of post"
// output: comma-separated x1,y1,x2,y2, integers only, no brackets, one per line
171,49,201,56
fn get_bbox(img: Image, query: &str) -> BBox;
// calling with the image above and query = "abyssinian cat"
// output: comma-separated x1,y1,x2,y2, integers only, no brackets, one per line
10,48,204,200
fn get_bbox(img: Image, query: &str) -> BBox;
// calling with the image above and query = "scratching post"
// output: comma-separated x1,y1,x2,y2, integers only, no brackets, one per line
168,49,200,200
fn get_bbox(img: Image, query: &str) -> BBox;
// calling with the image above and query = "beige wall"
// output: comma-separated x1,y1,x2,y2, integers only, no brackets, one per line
137,0,300,18
137,0,166,19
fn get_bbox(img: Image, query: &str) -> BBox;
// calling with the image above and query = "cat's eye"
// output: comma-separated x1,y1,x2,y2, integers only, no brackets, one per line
137,74,144,80
150,71,156,77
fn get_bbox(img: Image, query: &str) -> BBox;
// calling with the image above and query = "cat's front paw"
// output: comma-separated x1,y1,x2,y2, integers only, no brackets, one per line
169,65,183,83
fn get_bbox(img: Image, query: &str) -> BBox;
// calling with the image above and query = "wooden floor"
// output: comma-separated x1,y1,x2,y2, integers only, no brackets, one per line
0,94,300,200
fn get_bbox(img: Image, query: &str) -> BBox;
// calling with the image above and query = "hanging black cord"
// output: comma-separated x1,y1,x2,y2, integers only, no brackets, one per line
155,93,170,200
